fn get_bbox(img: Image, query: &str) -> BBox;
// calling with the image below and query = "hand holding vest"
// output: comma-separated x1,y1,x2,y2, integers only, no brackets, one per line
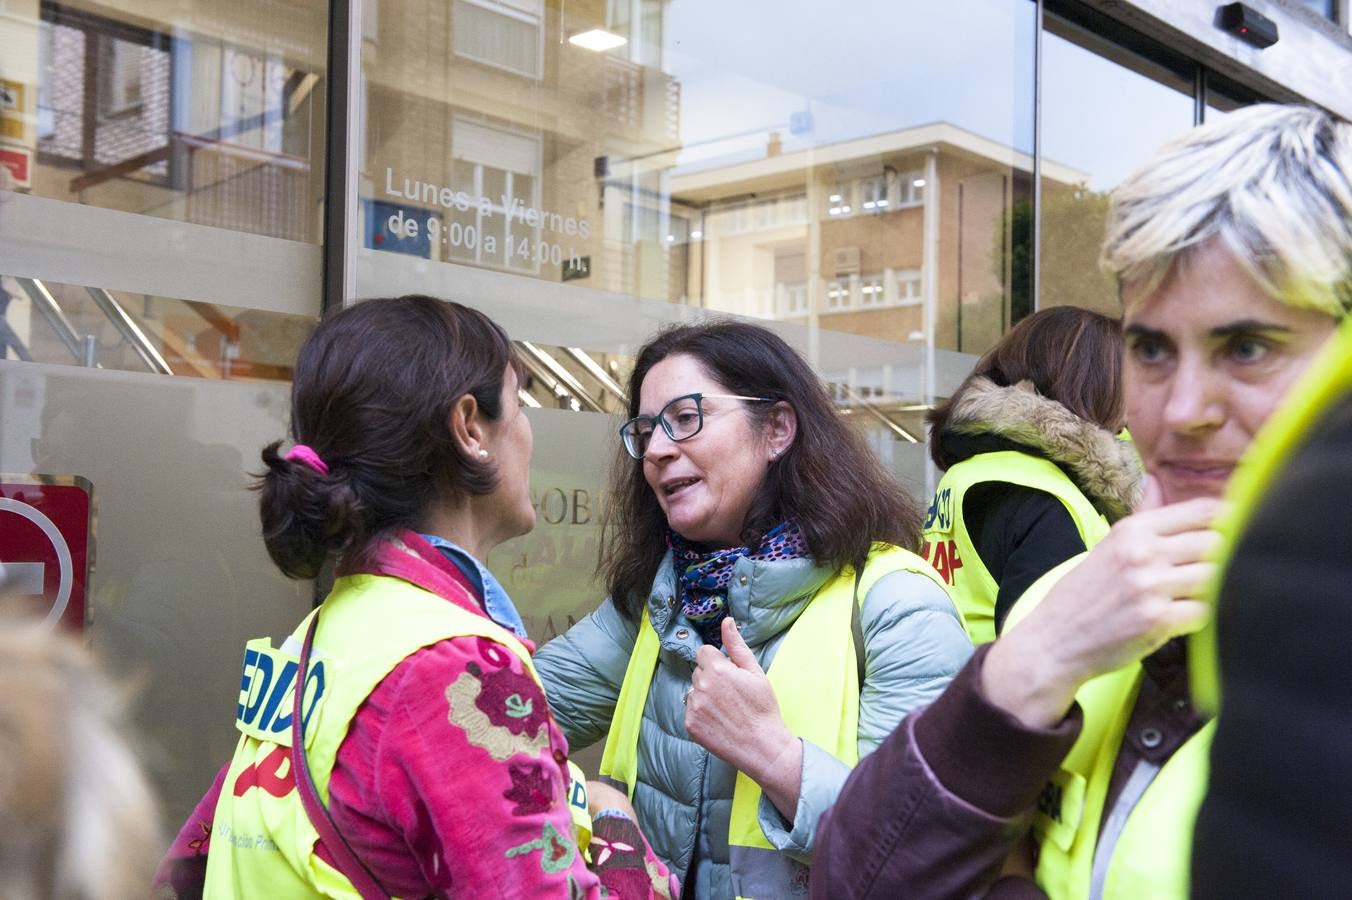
685,617,802,818
991,481,1222,730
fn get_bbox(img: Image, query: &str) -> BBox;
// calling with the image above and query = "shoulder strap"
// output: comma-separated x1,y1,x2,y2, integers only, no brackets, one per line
598,613,661,799
292,611,392,900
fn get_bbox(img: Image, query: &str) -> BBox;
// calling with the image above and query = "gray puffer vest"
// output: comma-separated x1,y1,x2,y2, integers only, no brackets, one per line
534,550,971,899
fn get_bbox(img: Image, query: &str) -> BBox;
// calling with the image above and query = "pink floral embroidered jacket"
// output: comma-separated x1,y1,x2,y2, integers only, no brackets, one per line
157,531,677,899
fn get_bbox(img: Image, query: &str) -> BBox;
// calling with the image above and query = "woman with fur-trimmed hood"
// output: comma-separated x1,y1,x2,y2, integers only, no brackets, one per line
921,306,1140,643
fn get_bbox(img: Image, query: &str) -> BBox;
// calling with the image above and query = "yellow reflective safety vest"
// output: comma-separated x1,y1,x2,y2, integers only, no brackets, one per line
598,544,951,900
1191,317,1352,713
924,451,1110,644
1004,559,1210,900
204,573,592,898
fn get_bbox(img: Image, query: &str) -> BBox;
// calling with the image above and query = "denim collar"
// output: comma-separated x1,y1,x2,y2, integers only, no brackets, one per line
418,533,528,639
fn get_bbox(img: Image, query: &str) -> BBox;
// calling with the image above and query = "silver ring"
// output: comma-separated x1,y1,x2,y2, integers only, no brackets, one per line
683,687,694,706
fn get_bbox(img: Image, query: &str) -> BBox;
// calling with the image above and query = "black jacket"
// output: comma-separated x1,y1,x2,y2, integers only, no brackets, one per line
936,378,1140,632
1192,389,1352,897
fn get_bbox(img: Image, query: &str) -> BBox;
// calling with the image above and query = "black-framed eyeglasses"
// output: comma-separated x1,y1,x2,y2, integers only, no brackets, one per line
619,392,774,459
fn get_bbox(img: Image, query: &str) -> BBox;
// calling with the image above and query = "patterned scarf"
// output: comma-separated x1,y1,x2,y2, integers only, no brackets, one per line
668,520,809,648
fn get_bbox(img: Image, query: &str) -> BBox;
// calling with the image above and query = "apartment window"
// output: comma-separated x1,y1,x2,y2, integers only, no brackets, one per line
774,248,808,317
832,174,920,217
826,278,851,310
37,8,172,178
764,193,808,228
774,282,807,316
97,38,143,119
859,274,885,306
448,118,543,272
897,170,927,206
860,177,889,213
35,20,65,144
827,184,852,217
216,47,293,156
453,0,544,79
897,269,923,303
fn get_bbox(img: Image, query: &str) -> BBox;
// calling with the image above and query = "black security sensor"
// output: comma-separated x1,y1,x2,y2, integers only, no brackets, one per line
1217,3,1279,49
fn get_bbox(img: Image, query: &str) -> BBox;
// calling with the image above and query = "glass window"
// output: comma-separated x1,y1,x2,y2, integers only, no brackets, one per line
1204,69,1270,123
1,1,328,829
19,4,326,243
1289,0,1336,20
896,268,923,303
826,277,851,311
859,274,884,306
898,169,927,206
1039,11,1195,317
453,0,544,79
355,1,1038,689
0,360,310,827
859,176,886,213
1,274,312,379
359,0,1035,347
774,249,808,317
827,183,851,218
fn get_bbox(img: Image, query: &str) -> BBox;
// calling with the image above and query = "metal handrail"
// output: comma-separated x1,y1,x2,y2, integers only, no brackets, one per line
15,277,85,363
84,286,173,375
518,341,605,412
0,315,32,361
838,383,921,443
516,348,583,411
564,346,627,404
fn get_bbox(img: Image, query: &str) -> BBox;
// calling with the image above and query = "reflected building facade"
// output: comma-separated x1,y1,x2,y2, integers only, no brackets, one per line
1,0,1350,823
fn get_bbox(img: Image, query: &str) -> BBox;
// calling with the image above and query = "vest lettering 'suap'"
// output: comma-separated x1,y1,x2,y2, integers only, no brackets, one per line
924,451,1109,645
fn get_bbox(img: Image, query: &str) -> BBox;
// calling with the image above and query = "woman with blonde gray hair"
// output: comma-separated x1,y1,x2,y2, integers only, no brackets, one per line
811,103,1352,899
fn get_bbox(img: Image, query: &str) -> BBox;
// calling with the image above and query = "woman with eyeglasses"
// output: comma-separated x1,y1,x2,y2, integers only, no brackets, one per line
534,320,972,898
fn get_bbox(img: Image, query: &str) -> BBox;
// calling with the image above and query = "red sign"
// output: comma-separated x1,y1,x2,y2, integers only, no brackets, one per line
0,478,93,631
0,145,32,188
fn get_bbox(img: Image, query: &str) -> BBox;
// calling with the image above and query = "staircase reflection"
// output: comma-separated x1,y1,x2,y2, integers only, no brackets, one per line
5,276,299,381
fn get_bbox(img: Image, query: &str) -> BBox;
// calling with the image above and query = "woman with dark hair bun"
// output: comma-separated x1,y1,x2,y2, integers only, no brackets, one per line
167,296,676,898
534,319,971,898
922,306,1139,643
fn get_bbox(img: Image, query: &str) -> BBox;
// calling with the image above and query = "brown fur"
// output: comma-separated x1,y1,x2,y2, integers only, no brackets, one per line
947,377,1142,521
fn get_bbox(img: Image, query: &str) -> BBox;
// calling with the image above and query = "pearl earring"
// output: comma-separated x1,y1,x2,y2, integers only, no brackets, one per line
478,449,489,459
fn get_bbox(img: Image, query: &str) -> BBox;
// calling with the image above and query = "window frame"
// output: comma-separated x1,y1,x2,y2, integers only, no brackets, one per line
451,0,546,81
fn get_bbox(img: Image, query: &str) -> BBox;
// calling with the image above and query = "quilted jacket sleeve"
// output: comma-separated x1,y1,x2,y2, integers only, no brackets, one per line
810,644,1082,899
758,569,974,859
534,597,641,751
856,569,974,754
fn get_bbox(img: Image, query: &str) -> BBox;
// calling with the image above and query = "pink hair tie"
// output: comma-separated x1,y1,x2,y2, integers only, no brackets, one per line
285,444,330,476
